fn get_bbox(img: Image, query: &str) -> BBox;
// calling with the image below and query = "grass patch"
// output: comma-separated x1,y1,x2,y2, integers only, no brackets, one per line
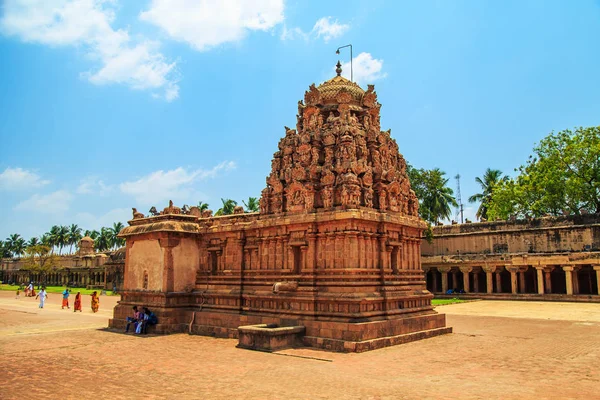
432,298,466,306
0,284,116,296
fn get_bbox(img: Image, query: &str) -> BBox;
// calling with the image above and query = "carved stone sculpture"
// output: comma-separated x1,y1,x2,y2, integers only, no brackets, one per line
132,208,145,219
258,74,418,216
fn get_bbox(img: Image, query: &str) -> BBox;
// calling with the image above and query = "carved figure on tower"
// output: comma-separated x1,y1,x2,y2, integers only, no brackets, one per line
260,63,420,216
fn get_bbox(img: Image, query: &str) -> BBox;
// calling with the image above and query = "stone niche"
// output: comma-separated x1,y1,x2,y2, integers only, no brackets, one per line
109,67,451,351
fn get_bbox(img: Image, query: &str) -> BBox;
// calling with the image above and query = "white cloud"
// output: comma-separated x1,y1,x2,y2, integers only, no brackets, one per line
0,167,50,190
1,0,179,101
74,207,131,231
76,176,113,196
280,24,308,41
119,161,236,205
140,0,285,51
339,52,387,84
281,16,349,43
14,190,73,214
312,17,349,43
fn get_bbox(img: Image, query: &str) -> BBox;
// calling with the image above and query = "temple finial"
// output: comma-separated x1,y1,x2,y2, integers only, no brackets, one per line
335,60,342,76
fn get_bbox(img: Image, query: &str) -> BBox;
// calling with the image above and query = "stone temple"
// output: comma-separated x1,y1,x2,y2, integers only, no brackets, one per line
110,64,451,352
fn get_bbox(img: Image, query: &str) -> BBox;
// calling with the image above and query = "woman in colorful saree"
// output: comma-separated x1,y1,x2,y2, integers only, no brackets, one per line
73,292,83,312
91,291,100,313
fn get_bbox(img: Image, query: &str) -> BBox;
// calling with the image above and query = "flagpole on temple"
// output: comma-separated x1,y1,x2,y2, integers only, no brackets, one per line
335,44,353,82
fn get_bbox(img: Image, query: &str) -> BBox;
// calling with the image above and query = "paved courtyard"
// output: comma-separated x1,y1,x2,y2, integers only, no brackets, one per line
0,292,599,400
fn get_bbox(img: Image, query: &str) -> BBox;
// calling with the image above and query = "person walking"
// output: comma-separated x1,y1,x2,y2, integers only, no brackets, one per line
91,291,99,313
61,288,70,309
73,291,83,312
35,287,48,308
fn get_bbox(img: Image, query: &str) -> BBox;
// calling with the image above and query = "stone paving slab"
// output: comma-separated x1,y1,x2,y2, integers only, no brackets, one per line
1,293,599,399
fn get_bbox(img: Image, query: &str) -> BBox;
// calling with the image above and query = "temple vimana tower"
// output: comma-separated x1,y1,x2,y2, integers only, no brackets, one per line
111,64,451,352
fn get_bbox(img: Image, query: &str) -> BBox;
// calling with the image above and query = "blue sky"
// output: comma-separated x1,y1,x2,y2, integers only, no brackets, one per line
1,0,599,241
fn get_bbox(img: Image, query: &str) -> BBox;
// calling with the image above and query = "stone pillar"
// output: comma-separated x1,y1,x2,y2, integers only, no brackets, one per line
379,237,387,270
483,266,496,294
432,269,439,293
518,269,526,293
507,267,518,294
307,234,317,271
572,267,580,295
438,266,450,293
535,267,544,295
451,271,458,291
544,269,553,294
473,270,480,293
495,270,502,293
594,266,600,295
562,266,574,295
459,266,472,292
159,237,180,293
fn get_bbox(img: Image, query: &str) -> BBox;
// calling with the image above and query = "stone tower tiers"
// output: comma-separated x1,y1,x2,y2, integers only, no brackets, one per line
260,75,420,216
110,72,451,352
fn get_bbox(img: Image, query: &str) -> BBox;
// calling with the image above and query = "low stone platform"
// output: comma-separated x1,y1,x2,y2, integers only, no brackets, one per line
237,324,306,352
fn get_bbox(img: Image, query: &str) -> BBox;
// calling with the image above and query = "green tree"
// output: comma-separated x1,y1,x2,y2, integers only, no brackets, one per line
85,230,100,240
6,234,26,258
408,166,457,224
68,224,82,254
48,225,60,253
110,222,125,249
242,197,259,212
197,201,210,211
57,225,69,255
488,126,600,219
215,198,237,216
22,245,61,286
94,228,112,252
27,237,40,248
468,168,508,220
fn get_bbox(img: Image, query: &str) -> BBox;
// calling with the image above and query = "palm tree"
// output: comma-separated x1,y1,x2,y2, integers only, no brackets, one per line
9,236,26,258
468,168,508,220
197,201,210,212
422,169,458,224
40,233,52,248
95,228,112,252
27,237,40,248
110,222,125,249
215,198,237,216
49,225,61,253
68,224,82,254
242,197,259,212
57,225,69,255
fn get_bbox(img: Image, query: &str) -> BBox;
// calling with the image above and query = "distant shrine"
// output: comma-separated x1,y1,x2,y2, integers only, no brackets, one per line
110,63,451,352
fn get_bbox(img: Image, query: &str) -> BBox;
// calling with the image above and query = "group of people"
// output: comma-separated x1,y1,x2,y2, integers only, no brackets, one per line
16,283,100,313
124,305,158,335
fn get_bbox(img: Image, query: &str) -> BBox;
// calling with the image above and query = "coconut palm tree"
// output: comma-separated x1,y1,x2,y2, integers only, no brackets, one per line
7,235,27,258
56,225,69,255
27,237,40,248
68,224,82,254
197,201,210,212
110,222,125,249
215,198,237,216
94,228,112,252
421,169,458,224
242,197,259,212
468,168,509,220
48,225,61,253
